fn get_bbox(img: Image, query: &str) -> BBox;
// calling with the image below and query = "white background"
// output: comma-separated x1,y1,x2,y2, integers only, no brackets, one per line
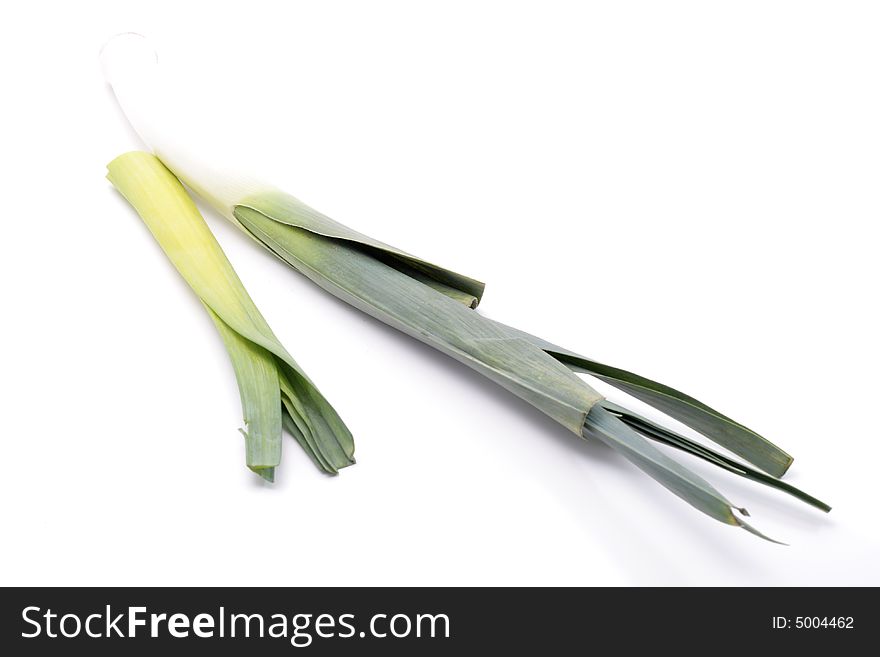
1,1,878,586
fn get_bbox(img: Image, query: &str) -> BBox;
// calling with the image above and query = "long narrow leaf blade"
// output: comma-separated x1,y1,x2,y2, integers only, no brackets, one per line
279,368,354,473
207,304,282,472
236,191,485,307
585,406,779,541
601,401,830,512
502,326,793,477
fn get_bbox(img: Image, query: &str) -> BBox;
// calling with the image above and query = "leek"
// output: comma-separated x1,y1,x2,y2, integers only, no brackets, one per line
102,36,828,537
107,151,354,481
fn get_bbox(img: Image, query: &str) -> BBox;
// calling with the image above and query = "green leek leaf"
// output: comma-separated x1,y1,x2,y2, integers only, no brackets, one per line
231,197,787,538
602,401,829,512
506,328,793,477
585,406,780,541
107,152,354,478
